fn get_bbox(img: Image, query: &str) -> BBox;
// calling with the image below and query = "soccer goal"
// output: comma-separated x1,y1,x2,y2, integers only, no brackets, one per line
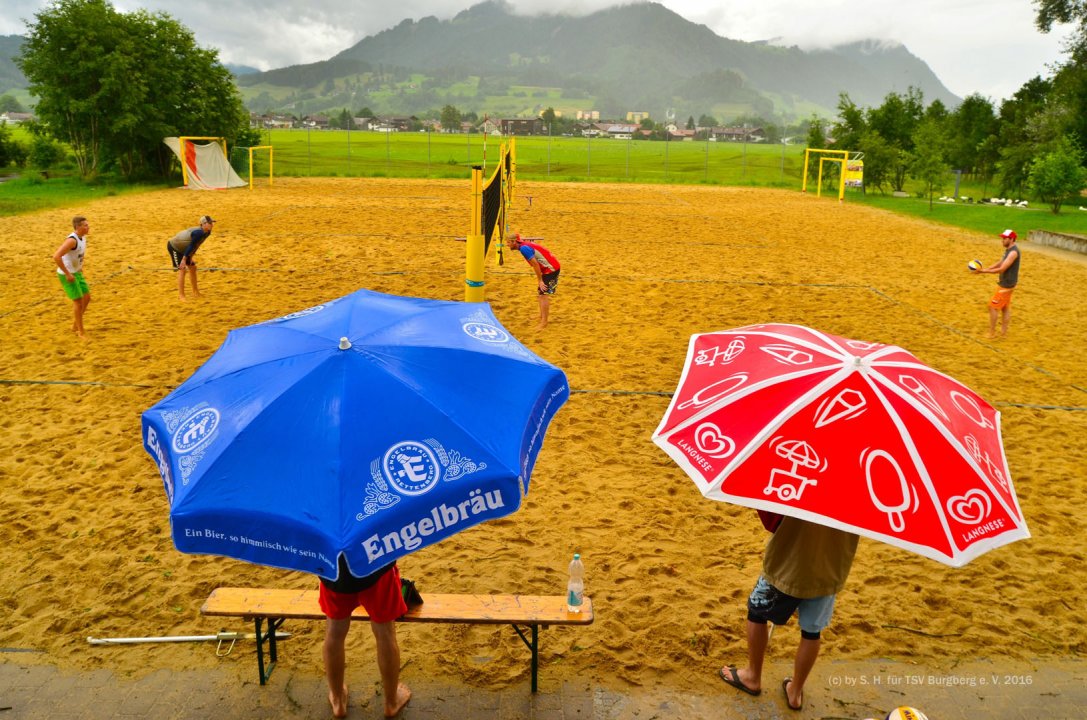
801,148,862,202
163,136,247,189
244,145,274,189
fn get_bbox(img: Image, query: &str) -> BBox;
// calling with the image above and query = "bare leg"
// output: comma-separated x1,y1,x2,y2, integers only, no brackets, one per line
190,266,201,298
73,294,90,338
721,620,769,693
72,301,84,337
177,267,188,301
988,306,999,338
785,636,820,709
323,618,351,719
1001,307,1011,336
537,295,550,329
371,621,410,717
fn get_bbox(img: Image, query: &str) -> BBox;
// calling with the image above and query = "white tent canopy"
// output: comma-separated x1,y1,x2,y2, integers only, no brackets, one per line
163,137,246,190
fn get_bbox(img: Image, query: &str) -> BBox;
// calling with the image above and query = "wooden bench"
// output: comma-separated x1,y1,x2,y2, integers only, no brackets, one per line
202,588,594,693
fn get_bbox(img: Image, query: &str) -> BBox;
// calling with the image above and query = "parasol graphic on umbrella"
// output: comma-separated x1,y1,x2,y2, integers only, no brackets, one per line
142,289,568,580
652,323,1028,567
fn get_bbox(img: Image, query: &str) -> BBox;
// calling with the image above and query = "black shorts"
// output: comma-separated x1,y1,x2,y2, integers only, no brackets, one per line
167,242,193,269
539,270,560,296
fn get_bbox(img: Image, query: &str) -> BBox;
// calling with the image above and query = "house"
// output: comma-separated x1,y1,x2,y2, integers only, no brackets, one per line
479,118,502,135
372,116,417,133
253,113,294,129
710,126,766,143
0,112,35,125
304,114,330,129
598,123,637,139
499,118,544,136
626,111,650,124
668,129,697,141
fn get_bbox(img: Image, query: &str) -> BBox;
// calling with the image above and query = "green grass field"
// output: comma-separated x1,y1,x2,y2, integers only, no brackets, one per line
4,126,1086,240
252,128,803,187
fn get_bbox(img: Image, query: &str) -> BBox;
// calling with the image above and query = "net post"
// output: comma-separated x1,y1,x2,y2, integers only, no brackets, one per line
466,166,485,302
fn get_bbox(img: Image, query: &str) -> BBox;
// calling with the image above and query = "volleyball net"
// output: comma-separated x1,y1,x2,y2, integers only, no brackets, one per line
466,138,516,301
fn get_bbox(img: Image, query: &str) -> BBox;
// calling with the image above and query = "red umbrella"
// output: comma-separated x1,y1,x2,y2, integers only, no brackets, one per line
652,323,1029,567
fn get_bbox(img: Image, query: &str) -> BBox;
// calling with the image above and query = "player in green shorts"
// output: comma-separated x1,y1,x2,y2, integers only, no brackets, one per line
53,215,91,338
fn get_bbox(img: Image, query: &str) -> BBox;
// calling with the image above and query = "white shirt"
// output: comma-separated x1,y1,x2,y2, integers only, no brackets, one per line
57,232,86,274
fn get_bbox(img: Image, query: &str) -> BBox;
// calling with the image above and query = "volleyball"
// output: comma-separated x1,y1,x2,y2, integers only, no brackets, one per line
885,707,929,720
967,259,982,271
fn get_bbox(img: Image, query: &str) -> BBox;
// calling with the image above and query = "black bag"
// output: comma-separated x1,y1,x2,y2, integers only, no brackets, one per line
400,578,423,606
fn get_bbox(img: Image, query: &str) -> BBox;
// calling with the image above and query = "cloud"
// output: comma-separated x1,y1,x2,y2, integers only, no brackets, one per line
2,0,1074,101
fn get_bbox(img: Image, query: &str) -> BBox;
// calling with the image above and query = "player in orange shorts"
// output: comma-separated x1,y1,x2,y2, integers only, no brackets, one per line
972,229,1021,338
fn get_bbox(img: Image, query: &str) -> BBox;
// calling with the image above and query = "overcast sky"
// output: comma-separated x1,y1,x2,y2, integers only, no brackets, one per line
3,0,1074,103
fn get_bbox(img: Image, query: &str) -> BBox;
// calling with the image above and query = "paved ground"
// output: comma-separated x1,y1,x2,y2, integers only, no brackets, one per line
1,655,1084,719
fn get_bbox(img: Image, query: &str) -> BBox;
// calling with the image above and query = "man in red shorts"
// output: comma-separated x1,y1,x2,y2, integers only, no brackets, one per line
319,558,411,718
972,228,1021,339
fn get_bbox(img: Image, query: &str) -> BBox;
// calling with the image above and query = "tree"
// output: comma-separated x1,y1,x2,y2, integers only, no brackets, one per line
28,134,67,170
541,106,556,126
868,87,924,151
0,95,25,113
831,93,867,151
697,114,717,128
857,131,894,194
357,106,375,118
440,104,461,132
686,115,695,130
0,123,27,168
17,0,247,179
1028,136,1087,213
911,119,951,209
1036,0,1087,59
948,94,997,175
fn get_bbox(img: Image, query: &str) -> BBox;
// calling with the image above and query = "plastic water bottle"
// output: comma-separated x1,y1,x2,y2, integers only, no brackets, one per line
566,553,585,613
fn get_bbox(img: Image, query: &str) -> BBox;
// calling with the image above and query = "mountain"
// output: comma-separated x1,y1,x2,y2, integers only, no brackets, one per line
3,2,962,122
225,63,261,76
254,0,957,119
0,35,26,95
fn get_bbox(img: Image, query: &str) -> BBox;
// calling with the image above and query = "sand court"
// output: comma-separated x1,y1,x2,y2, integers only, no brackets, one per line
1,178,1085,692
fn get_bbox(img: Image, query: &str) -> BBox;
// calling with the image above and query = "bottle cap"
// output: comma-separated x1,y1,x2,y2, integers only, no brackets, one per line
573,553,580,560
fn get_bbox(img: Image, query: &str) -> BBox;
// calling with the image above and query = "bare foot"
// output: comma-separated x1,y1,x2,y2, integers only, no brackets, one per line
179,294,187,302
384,683,411,718
328,684,348,718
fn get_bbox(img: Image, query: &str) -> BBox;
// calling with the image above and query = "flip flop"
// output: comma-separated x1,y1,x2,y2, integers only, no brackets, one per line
718,665,760,696
782,677,803,711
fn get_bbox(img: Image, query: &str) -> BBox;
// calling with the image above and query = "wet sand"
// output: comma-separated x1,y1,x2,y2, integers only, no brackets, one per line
1,178,1085,690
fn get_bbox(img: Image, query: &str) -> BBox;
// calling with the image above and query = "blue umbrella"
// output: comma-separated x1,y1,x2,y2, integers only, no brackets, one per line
142,289,569,580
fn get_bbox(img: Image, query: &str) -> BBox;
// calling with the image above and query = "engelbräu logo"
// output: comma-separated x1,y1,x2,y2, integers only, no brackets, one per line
463,321,510,343
172,407,220,453
382,441,441,496
358,439,488,520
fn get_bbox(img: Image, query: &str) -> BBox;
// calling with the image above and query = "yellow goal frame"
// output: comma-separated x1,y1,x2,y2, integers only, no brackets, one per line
246,145,274,189
177,136,228,187
802,148,855,202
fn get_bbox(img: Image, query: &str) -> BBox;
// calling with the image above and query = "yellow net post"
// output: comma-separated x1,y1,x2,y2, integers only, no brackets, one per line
466,166,486,302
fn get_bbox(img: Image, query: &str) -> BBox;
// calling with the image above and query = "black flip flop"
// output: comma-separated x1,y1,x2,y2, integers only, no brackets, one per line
718,666,761,696
782,677,803,711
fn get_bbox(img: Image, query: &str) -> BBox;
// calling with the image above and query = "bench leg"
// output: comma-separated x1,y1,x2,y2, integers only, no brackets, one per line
511,624,540,693
254,617,285,685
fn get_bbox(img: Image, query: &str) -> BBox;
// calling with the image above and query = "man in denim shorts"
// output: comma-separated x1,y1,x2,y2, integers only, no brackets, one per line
319,557,411,718
718,517,859,711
